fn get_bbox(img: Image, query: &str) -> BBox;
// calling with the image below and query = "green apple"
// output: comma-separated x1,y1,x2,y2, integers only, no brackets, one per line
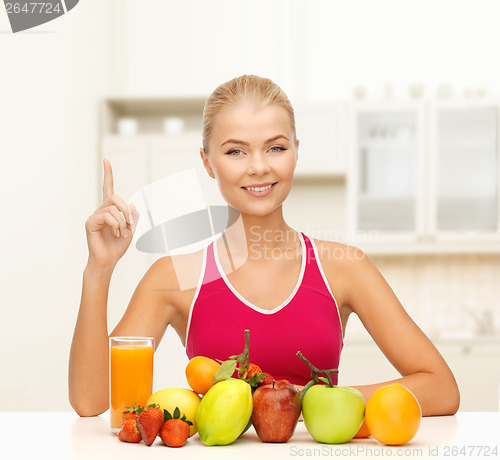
302,384,365,444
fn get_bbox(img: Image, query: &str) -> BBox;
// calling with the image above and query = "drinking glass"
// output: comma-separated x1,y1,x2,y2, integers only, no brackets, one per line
109,337,154,433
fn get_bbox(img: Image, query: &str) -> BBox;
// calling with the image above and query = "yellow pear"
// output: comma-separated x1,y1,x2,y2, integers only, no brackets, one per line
196,379,253,446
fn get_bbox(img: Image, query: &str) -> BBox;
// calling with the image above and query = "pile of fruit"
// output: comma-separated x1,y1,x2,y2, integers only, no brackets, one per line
117,329,422,448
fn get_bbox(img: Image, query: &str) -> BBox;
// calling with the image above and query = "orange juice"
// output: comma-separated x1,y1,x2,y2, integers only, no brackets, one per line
109,338,154,431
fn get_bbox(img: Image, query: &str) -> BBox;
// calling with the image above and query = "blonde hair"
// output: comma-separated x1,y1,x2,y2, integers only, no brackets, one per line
202,74,296,152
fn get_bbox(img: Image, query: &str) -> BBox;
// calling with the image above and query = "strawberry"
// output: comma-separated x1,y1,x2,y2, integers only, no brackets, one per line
118,419,141,443
121,403,140,427
259,372,274,386
160,419,190,447
247,363,262,378
244,362,267,387
159,407,193,448
137,404,164,446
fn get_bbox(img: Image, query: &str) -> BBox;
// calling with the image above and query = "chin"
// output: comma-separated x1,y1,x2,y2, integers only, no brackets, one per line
229,191,290,215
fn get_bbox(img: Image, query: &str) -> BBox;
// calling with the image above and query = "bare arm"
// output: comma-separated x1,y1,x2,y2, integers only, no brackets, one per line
322,242,460,416
68,257,176,416
68,263,114,416
69,158,159,416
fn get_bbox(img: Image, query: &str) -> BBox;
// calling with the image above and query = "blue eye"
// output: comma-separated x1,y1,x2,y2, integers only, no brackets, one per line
225,149,243,156
270,146,287,152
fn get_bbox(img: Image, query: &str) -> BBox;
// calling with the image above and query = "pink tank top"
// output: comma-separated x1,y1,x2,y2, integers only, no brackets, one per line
185,232,343,386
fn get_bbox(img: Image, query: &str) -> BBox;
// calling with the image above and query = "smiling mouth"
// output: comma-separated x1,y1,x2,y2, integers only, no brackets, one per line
241,182,277,192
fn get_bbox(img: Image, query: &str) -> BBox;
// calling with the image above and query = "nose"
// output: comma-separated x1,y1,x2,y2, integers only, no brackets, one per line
247,152,271,175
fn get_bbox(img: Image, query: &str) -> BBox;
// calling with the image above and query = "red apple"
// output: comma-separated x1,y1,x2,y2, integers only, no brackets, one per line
251,379,302,443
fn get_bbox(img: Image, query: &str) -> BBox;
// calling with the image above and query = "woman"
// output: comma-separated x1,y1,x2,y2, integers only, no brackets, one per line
69,75,460,417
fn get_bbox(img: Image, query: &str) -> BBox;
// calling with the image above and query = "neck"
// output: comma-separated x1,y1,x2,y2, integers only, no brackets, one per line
221,205,299,252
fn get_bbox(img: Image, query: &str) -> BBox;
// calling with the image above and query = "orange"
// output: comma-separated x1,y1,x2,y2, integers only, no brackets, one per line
365,383,422,445
185,356,221,395
353,417,371,438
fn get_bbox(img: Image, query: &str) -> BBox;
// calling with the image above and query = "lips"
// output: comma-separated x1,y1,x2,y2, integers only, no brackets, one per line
241,182,278,197
242,182,277,192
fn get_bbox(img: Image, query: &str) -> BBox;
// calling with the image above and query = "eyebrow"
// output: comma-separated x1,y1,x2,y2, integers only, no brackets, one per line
221,135,289,147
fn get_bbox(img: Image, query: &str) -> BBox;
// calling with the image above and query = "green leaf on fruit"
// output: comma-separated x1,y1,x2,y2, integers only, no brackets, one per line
164,407,193,425
300,379,315,400
318,376,332,386
246,372,265,387
213,359,237,383
124,403,138,413
229,353,246,367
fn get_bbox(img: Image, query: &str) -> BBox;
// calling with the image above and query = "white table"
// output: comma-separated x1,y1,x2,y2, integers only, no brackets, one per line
2,411,499,459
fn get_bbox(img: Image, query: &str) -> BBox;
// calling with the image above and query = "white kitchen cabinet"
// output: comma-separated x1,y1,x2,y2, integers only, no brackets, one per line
149,135,224,207
338,340,401,388
294,102,348,177
348,103,426,240
148,134,202,181
348,101,500,253
101,136,149,203
435,341,500,411
429,102,500,239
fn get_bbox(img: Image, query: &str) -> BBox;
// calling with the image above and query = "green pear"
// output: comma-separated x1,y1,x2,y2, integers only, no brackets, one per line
196,378,253,446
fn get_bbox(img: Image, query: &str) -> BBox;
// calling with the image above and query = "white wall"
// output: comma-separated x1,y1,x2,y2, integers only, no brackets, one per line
0,1,112,410
110,0,293,95
1,0,500,411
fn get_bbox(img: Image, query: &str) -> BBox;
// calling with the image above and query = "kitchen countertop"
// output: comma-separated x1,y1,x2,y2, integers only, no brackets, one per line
2,411,499,459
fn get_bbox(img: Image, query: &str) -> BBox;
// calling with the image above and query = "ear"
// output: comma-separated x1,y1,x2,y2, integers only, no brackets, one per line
294,139,299,166
200,147,215,179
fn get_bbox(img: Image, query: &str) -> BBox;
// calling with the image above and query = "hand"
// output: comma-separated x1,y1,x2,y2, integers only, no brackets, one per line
85,159,140,268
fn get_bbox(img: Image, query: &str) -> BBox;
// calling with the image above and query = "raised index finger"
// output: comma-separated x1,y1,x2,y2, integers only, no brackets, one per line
103,158,114,201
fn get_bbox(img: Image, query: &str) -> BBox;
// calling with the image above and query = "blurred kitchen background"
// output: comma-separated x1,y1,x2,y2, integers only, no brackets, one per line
1,0,499,412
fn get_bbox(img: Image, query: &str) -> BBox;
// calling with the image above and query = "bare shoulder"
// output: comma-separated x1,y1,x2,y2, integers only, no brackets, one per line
111,247,206,344
311,238,368,271
311,238,372,308
147,247,205,295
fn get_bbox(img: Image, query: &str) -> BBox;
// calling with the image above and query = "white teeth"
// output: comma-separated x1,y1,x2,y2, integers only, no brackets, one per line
245,184,274,192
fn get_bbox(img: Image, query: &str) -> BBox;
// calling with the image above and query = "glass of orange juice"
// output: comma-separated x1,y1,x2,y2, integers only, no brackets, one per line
109,336,154,433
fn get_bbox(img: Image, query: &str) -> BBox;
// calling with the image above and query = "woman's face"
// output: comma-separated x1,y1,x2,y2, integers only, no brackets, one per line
201,104,298,218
